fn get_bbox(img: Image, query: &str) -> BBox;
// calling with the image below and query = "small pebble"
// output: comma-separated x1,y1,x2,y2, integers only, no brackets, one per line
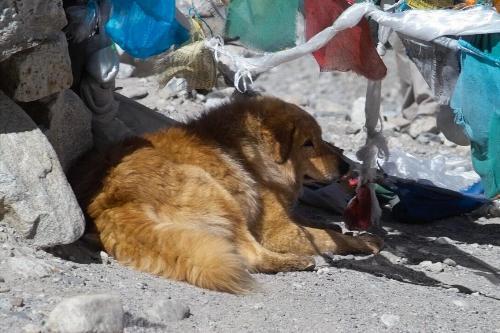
146,299,190,323
252,303,264,310
100,251,111,264
10,297,24,307
130,90,148,100
435,237,452,245
429,262,444,273
380,313,400,327
136,282,148,290
452,299,469,308
316,267,330,275
443,258,457,267
419,260,432,268
0,286,11,293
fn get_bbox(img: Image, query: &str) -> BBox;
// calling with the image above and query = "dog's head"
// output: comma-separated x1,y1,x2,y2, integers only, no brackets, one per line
243,97,350,190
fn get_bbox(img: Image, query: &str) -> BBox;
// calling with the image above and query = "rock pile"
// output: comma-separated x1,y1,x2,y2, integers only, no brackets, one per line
0,0,92,247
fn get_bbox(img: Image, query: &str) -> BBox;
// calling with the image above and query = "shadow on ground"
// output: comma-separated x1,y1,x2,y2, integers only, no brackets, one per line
296,203,500,299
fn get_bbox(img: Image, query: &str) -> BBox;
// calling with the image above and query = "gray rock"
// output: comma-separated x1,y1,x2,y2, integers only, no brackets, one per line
0,91,85,247
116,63,135,79
407,116,437,139
443,258,457,267
6,256,55,279
46,294,124,333
45,90,93,171
435,237,453,245
9,296,23,307
452,299,469,309
429,262,444,273
0,0,67,62
419,260,433,268
419,260,444,273
158,77,188,99
0,32,72,102
146,299,190,323
380,313,400,327
99,251,111,265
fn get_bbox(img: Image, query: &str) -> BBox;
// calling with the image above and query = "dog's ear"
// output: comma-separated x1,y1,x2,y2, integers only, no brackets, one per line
261,121,296,164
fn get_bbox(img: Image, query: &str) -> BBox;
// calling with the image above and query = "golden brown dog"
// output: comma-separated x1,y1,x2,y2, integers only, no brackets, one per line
71,96,382,293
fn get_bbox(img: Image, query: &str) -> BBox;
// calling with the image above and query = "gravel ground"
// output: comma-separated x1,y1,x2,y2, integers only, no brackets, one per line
1,51,499,333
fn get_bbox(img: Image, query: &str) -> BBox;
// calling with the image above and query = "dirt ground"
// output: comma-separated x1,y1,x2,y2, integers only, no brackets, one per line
1,51,499,333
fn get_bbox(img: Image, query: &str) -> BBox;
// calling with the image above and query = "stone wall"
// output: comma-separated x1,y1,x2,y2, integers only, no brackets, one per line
0,0,92,247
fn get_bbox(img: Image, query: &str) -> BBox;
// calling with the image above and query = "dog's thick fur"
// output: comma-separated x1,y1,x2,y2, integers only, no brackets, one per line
71,96,382,293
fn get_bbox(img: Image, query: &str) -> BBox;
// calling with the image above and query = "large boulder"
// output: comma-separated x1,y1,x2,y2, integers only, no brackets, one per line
0,90,85,247
45,89,94,171
0,0,67,62
0,32,72,102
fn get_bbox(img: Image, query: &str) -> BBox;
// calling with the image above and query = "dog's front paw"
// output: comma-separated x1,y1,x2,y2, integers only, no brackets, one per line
283,255,316,272
357,233,384,254
298,256,316,271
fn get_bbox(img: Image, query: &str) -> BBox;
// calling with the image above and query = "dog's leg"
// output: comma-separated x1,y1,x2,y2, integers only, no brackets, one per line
262,221,383,256
255,192,383,256
235,229,315,273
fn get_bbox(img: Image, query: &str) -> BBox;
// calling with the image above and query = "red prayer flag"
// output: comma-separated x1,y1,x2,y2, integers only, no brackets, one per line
305,0,387,80
344,184,373,231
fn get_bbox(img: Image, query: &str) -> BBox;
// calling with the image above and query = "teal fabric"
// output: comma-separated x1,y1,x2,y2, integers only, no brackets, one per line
451,34,500,198
225,0,299,52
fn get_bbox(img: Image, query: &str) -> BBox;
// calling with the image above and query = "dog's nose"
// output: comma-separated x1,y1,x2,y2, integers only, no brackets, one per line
339,160,350,176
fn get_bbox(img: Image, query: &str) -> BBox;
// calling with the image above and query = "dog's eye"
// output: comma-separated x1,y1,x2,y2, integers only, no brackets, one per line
303,139,314,148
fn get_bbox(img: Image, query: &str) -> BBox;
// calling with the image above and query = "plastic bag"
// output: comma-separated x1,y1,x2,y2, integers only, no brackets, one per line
64,0,100,43
380,149,481,192
225,0,299,51
105,0,189,58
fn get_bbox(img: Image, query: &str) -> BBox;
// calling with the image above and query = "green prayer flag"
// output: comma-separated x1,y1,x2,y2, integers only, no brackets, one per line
225,0,299,52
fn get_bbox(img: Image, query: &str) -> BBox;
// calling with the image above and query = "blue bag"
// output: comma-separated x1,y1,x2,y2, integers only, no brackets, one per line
382,176,489,223
105,0,189,58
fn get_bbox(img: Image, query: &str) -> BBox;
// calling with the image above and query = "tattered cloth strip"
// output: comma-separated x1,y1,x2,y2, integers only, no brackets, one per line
225,0,299,52
156,41,217,91
305,0,387,80
400,34,460,105
451,34,500,198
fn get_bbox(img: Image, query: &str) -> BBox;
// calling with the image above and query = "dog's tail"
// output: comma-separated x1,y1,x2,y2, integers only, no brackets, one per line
95,207,255,293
